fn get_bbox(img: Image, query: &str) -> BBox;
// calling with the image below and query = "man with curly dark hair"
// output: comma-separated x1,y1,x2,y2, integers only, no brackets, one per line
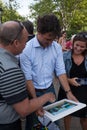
20,14,78,130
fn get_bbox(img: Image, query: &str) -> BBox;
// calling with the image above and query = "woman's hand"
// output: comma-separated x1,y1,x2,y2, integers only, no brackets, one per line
68,77,80,87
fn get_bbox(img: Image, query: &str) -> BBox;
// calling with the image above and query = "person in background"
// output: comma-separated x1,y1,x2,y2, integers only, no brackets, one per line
58,30,68,51
66,34,76,50
22,20,35,41
16,20,35,64
20,14,78,130
22,20,35,130
58,31,87,130
0,21,56,130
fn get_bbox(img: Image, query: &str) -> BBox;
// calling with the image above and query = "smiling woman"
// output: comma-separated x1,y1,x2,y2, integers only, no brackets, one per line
58,31,87,130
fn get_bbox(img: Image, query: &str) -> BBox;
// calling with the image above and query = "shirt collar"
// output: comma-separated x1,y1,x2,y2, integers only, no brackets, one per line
0,48,18,64
33,35,55,48
33,36,41,48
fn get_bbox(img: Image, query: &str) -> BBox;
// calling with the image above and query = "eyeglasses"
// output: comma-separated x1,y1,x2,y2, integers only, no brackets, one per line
1,21,24,44
76,33,87,40
10,21,24,44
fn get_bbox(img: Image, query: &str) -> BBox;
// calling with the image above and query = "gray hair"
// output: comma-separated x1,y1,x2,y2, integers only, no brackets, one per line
0,21,24,45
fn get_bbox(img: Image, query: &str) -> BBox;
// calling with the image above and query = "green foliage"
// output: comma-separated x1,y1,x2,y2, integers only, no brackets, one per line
0,0,26,22
29,0,87,34
29,0,56,19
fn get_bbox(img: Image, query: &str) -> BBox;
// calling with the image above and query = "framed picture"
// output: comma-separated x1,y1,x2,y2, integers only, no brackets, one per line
43,99,86,122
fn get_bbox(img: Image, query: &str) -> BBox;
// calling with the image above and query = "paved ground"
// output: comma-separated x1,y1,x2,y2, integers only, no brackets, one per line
58,117,82,130
22,78,82,130
21,116,82,130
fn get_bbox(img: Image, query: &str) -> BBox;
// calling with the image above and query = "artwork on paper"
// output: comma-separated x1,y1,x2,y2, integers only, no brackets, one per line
44,99,86,122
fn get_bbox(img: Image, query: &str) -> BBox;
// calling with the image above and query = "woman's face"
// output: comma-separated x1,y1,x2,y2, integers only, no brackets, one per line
73,40,87,55
63,32,67,38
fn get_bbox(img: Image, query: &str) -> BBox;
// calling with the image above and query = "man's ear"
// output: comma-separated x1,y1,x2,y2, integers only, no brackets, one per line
13,40,19,47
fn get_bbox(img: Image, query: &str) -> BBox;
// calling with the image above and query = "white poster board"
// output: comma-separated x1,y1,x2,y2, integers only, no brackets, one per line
44,99,86,122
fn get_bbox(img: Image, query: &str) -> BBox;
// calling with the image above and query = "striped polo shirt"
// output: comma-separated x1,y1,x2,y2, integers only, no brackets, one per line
0,48,28,124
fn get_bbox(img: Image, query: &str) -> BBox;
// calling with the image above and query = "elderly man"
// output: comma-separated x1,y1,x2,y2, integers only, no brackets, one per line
0,21,55,130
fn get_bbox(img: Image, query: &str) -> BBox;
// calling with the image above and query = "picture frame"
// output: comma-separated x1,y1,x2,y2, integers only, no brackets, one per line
43,99,86,122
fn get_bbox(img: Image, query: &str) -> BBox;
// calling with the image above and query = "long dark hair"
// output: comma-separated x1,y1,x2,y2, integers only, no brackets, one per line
72,31,87,56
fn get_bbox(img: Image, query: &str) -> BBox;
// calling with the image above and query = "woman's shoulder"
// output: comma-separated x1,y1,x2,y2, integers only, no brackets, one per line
63,50,72,59
58,37,63,44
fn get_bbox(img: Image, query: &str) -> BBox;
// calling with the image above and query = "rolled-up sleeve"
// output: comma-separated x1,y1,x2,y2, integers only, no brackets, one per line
55,45,66,76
